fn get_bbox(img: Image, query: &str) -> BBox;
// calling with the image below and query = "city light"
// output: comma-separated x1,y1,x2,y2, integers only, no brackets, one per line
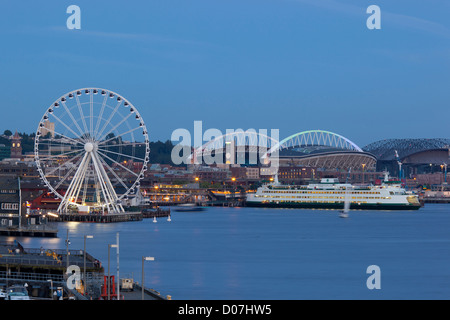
47,212,59,218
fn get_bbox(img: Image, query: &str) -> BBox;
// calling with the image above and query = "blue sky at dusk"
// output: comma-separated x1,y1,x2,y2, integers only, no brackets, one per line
0,0,449,147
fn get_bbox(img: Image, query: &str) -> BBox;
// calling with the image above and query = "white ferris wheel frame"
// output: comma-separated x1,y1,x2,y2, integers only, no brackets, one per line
34,87,150,214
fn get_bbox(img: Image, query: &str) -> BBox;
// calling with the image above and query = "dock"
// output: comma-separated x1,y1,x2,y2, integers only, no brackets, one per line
49,212,143,223
0,241,168,300
0,240,103,299
422,197,450,203
47,207,170,223
0,225,58,237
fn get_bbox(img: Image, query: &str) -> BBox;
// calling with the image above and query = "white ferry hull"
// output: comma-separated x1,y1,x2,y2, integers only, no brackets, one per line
246,177,422,211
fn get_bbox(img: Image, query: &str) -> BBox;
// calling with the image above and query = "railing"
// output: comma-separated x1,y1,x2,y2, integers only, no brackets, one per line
0,270,103,284
0,270,65,283
0,254,97,269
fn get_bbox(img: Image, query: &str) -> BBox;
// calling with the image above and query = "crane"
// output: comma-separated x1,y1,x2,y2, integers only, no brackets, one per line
394,150,402,180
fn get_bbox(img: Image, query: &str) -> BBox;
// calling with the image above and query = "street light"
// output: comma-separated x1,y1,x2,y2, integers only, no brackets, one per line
142,256,155,300
439,163,448,184
362,163,366,184
112,232,120,300
83,235,94,296
65,230,71,276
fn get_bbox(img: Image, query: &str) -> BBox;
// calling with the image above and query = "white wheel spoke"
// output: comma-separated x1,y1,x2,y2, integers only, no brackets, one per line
36,148,83,160
97,126,143,146
38,126,83,145
96,100,122,141
97,112,133,142
90,91,94,137
49,112,85,141
94,93,108,138
100,142,146,148
97,147,146,162
61,100,85,137
96,150,139,177
75,93,89,135
97,155,130,190
53,156,84,191
44,152,84,176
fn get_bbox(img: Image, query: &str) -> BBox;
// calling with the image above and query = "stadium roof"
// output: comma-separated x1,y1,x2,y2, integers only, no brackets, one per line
363,138,450,161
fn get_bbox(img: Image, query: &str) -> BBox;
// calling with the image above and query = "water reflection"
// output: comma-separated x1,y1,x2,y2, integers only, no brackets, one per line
2,205,450,299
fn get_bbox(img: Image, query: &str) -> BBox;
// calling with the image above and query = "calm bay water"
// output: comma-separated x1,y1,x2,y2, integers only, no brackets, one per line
3,204,450,300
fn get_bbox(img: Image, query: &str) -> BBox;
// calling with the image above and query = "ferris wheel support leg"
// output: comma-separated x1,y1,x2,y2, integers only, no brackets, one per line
66,154,90,212
93,152,124,213
63,153,90,212
72,153,91,208
91,151,117,213
58,152,89,213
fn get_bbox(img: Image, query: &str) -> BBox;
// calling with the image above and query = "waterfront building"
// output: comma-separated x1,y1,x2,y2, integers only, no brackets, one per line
193,166,229,182
0,159,38,177
0,177,21,228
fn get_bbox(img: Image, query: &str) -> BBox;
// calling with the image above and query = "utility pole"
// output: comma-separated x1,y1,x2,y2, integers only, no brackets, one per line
18,177,21,229
65,230,70,279
116,232,120,300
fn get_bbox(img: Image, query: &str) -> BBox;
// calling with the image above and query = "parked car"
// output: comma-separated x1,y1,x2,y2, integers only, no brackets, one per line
5,285,30,300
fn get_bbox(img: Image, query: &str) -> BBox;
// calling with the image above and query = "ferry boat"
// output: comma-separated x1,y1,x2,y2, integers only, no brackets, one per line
246,174,421,211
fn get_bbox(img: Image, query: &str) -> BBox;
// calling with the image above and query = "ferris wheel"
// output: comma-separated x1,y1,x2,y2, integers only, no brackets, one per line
34,88,150,214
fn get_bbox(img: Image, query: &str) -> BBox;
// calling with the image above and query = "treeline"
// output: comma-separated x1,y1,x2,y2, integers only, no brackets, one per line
1,130,35,154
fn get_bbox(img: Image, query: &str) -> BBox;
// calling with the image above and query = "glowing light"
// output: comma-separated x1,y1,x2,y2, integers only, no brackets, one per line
47,212,59,218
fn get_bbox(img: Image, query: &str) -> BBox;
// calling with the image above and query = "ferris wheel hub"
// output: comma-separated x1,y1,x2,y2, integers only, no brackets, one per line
84,142,95,153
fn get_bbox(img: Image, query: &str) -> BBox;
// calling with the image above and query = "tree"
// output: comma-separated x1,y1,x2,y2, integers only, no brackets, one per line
3,130,12,136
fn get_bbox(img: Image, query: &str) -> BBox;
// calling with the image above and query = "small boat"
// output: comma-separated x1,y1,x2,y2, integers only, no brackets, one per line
167,215,171,222
339,187,350,218
173,203,206,212
339,211,349,218
153,216,157,223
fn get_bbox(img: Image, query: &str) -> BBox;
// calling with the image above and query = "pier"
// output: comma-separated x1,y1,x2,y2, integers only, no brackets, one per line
0,225,58,237
422,197,450,204
46,207,170,223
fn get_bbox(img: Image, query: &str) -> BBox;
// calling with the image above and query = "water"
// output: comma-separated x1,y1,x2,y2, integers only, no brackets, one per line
3,204,450,300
